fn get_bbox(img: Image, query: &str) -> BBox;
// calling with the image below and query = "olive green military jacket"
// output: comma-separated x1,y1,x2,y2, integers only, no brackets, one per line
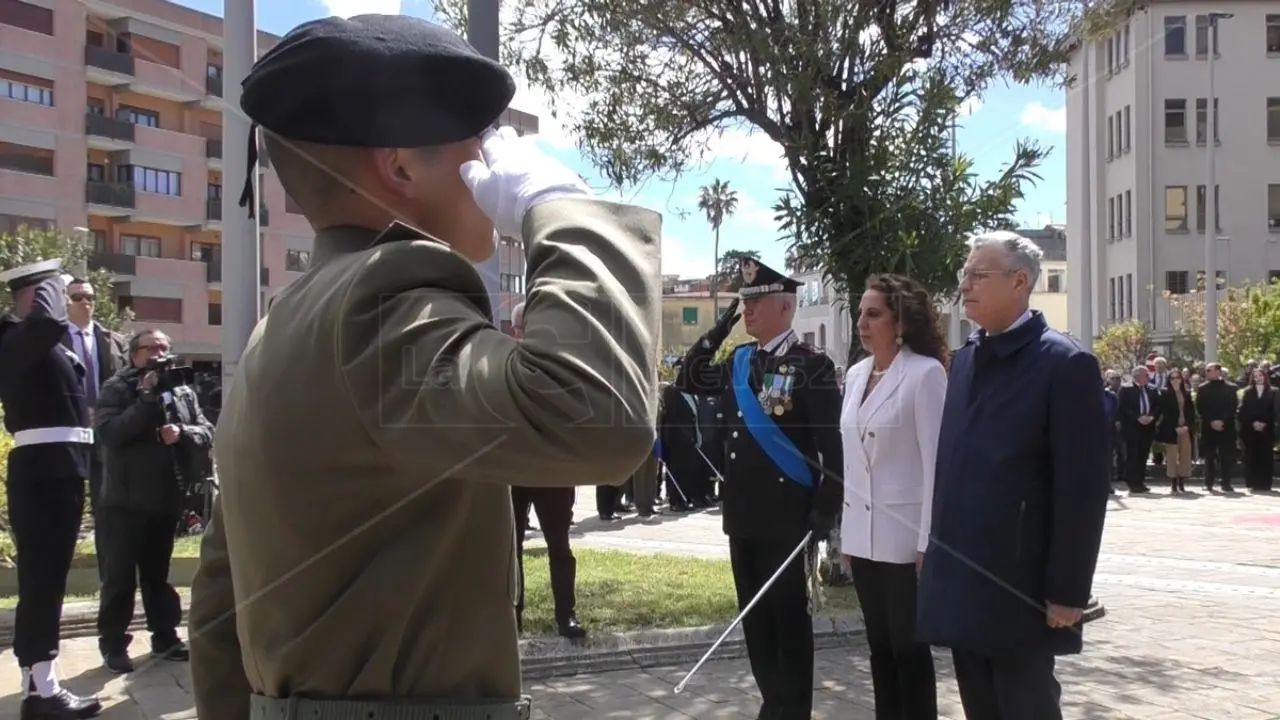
189,198,661,720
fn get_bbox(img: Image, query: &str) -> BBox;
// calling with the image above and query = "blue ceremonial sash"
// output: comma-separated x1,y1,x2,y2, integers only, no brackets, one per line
731,346,816,490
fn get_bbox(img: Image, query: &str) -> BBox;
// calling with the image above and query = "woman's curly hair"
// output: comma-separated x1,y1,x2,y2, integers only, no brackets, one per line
865,273,949,369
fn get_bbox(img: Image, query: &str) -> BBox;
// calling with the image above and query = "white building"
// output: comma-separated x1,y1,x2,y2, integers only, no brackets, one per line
1066,0,1280,346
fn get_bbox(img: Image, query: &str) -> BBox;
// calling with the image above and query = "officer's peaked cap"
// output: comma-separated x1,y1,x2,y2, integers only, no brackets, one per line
0,259,62,294
242,14,516,148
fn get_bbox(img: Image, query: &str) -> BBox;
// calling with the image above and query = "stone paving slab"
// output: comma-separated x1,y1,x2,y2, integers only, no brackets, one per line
0,492,1277,719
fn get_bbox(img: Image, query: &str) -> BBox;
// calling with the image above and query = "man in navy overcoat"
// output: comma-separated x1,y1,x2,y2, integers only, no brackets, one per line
917,232,1111,720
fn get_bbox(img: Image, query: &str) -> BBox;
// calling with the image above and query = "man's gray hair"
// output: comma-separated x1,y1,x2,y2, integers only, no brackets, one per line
970,230,1043,290
511,301,525,330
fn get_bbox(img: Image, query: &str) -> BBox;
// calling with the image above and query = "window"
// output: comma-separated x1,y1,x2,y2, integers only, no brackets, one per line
0,0,54,35
802,331,816,345
1126,273,1134,319
1196,270,1226,291
1270,184,1280,230
1164,99,1187,144
1124,189,1133,235
117,165,181,196
0,213,52,234
116,105,159,128
89,229,107,253
1109,277,1117,320
0,73,53,107
1268,98,1280,142
1047,270,1064,293
1195,185,1221,232
86,98,104,116
208,302,222,326
1166,271,1190,295
1194,14,1219,56
1164,186,1188,231
1108,196,1116,239
1269,270,1280,285
120,233,161,258
1107,35,1115,74
190,241,217,261
681,306,698,325
207,184,221,199
499,272,523,293
1268,15,1280,53
1122,105,1131,151
117,296,182,323
1195,98,1219,144
285,249,311,272
1123,25,1130,65
86,163,105,182
0,141,53,175
1164,16,1187,56
1106,115,1115,158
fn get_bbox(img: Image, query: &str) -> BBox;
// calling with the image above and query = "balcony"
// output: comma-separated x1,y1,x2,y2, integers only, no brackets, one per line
261,267,270,285
206,138,222,159
85,181,135,210
84,45,134,79
206,197,221,222
88,252,137,276
84,113,135,144
204,259,270,286
206,74,222,97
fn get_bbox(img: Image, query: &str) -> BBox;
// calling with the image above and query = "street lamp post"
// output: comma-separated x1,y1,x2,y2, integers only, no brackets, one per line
468,0,503,319
220,0,260,397
1203,12,1232,363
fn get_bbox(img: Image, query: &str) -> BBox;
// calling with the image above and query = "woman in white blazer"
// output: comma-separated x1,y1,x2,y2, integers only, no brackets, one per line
840,274,948,720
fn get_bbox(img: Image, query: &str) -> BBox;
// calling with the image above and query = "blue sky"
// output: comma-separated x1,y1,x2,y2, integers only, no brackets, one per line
176,0,1068,278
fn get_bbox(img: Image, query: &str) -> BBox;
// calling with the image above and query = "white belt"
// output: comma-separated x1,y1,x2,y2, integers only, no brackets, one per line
12,427,94,447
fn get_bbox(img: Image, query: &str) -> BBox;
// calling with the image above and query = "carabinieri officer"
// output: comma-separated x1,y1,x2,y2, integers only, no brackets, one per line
0,259,102,720
675,257,843,720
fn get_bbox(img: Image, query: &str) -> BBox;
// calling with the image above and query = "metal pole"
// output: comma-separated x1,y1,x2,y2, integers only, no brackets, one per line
1203,19,1219,363
220,0,260,398
468,0,503,319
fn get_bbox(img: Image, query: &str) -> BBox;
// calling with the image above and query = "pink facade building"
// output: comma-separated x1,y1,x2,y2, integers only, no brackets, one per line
0,0,534,360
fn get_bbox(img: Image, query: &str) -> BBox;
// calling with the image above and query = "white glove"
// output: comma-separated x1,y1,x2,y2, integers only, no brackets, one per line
459,126,589,240
60,273,75,287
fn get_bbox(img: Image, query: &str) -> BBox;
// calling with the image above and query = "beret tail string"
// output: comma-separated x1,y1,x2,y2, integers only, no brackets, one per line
240,123,259,220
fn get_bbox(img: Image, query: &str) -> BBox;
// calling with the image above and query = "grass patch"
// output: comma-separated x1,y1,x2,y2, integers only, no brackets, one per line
519,547,858,636
0,533,202,569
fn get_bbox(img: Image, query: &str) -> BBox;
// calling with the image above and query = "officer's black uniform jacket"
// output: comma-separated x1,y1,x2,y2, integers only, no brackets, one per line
95,367,215,515
675,331,843,545
0,278,91,481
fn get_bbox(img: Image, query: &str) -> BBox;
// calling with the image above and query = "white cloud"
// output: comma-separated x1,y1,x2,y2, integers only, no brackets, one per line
660,235,713,278
319,0,403,17
1019,101,1066,134
701,127,789,178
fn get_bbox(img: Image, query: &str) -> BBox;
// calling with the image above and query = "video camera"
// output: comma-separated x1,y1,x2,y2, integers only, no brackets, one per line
144,353,196,392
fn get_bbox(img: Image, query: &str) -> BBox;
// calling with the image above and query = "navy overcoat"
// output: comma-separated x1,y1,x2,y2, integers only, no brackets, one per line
917,311,1111,656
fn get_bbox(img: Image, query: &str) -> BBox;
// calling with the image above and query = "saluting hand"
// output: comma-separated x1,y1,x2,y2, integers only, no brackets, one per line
459,126,590,241
702,298,741,350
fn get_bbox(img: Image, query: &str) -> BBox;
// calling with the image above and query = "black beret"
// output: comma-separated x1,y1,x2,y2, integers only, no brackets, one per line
242,14,516,148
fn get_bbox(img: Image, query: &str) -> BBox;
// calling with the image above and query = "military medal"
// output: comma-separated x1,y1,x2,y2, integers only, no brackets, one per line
773,404,784,416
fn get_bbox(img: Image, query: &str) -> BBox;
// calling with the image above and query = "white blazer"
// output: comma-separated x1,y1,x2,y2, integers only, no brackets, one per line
839,348,947,564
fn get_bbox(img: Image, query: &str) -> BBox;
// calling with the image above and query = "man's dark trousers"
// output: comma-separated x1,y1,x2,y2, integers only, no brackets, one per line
952,649,1062,720
96,507,183,654
512,486,576,627
7,474,84,667
729,537,813,719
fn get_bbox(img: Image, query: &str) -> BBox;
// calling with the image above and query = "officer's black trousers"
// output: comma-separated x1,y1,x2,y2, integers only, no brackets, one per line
97,507,182,653
728,537,813,720
6,474,85,667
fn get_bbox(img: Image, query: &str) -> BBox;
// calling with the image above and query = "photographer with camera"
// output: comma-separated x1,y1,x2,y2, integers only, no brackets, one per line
93,329,213,673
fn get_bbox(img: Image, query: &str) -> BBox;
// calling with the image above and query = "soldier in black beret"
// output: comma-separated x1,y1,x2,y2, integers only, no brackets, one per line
674,257,844,718
190,15,661,720
0,260,102,720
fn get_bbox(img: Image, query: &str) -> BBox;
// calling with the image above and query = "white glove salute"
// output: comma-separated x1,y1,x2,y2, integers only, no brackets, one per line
459,126,590,240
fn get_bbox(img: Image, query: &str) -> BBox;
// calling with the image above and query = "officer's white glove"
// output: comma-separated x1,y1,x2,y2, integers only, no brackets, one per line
459,126,590,240
60,273,75,287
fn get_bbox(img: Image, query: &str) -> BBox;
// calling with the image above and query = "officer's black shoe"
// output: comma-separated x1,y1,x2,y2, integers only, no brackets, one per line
102,651,134,674
558,615,587,640
20,689,102,720
151,639,190,662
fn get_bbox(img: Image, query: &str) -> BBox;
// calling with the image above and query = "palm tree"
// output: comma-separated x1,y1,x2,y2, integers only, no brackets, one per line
696,179,739,317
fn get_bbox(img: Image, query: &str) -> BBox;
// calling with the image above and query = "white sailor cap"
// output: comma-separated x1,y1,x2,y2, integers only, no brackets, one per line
0,259,64,293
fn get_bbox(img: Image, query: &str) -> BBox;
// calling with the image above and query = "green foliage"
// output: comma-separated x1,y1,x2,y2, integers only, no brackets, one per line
434,0,1085,318
1166,282,1280,373
1092,320,1151,372
0,225,133,333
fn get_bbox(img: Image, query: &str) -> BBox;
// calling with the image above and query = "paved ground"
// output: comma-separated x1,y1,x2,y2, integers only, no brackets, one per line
2,487,1278,719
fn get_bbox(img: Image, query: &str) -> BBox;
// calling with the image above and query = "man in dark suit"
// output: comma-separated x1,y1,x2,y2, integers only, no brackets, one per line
676,259,843,719
1196,362,1238,493
0,260,103,719
1118,367,1159,494
63,278,127,566
918,233,1110,720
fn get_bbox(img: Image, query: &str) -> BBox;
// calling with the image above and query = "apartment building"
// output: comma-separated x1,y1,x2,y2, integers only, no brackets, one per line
0,0,536,364
1066,0,1280,346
